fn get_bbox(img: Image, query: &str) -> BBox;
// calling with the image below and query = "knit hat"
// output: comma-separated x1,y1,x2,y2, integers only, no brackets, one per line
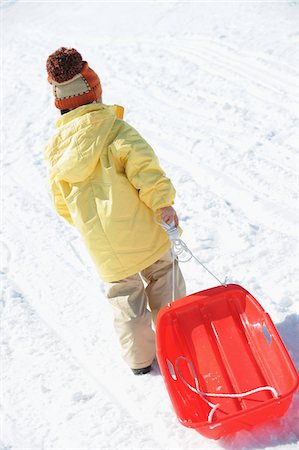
46,47,102,110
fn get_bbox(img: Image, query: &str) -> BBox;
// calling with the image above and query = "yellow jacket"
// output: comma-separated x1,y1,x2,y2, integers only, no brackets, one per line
44,103,175,282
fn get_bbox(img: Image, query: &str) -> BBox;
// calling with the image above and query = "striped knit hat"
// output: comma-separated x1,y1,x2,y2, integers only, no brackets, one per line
46,47,102,110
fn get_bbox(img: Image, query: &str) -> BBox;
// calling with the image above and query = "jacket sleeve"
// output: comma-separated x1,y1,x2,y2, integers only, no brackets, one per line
44,139,74,226
114,122,176,212
50,178,74,226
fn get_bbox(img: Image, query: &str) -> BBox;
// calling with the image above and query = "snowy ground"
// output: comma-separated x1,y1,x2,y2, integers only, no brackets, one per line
1,0,299,449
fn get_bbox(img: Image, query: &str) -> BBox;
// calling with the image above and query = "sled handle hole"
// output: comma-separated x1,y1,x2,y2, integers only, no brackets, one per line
167,359,177,380
262,324,272,344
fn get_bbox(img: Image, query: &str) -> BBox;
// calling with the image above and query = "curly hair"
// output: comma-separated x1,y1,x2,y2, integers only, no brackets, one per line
46,47,84,83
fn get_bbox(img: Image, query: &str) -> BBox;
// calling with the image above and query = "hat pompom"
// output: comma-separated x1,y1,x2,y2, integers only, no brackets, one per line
46,47,83,83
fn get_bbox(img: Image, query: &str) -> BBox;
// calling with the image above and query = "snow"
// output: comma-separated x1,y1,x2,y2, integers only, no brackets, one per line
1,0,299,449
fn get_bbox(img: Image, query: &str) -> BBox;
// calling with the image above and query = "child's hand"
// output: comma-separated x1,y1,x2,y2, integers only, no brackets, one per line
159,206,179,227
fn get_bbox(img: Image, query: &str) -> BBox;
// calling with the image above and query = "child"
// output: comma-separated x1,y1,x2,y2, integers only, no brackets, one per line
44,47,186,375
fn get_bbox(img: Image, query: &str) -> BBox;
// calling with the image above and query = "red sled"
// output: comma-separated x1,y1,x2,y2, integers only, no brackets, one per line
156,284,299,439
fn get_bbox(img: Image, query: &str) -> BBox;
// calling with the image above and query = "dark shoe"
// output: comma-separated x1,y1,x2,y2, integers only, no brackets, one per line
131,365,152,375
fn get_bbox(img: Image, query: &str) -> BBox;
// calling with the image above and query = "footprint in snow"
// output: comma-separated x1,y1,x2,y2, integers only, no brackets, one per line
72,391,96,403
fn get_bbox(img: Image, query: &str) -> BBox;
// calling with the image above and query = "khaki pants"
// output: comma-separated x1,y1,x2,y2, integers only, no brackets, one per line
105,250,186,369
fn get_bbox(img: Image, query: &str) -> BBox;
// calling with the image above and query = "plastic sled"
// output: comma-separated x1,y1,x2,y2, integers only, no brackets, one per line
156,284,299,439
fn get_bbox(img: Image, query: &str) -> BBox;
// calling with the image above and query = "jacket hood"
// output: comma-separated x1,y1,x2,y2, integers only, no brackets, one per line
44,103,123,183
